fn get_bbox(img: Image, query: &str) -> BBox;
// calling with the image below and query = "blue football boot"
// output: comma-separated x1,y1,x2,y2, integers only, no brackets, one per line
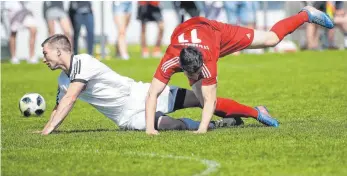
300,6,334,29
255,106,279,127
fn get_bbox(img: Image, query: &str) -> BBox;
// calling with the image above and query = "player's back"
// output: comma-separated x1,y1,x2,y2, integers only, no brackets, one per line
155,17,247,86
169,17,242,59
168,17,232,62
57,54,136,124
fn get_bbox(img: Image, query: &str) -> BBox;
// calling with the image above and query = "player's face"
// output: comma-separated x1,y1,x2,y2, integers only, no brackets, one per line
183,68,202,80
42,45,60,70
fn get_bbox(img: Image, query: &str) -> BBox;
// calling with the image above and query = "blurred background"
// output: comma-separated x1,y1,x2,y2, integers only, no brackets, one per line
1,1,346,63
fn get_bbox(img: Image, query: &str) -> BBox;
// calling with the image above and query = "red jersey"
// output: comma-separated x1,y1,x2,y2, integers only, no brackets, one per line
138,1,160,6
154,17,254,86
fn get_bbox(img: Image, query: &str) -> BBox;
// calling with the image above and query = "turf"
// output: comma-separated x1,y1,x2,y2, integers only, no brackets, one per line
2,49,347,176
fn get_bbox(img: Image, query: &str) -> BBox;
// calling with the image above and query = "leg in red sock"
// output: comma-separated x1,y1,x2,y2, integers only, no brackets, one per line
270,12,309,41
173,89,258,119
215,97,258,119
247,12,309,49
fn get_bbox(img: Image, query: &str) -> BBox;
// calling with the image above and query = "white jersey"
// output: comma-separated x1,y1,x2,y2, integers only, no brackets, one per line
56,54,136,125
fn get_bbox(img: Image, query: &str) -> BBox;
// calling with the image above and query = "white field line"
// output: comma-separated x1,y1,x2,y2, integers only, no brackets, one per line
3,148,221,176
123,152,220,176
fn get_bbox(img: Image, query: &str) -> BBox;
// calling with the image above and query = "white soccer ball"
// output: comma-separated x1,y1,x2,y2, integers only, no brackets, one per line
19,93,46,117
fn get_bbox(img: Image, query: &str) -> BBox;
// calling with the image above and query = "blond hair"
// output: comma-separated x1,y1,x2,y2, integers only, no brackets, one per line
41,34,72,52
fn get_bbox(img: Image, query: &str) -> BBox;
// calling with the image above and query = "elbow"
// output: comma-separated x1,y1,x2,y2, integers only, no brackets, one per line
70,95,78,103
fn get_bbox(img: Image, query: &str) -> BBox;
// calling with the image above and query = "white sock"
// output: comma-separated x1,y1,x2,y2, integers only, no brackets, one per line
344,34,347,48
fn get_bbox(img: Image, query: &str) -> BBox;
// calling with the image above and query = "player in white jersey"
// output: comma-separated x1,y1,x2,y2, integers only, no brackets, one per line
38,34,243,135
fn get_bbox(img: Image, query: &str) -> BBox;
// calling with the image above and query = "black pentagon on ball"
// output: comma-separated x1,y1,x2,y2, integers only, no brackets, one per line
37,95,43,106
22,97,32,104
35,109,44,116
23,109,31,117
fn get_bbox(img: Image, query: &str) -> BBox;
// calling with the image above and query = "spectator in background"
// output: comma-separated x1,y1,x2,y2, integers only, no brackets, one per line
43,1,72,44
173,1,200,23
4,1,38,64
224,2,258,29
306,1,347,50
324,1,347,49
224,1,261,55
204,2,224,20
113,1,132,60
137,1,163,58
69,1,94,55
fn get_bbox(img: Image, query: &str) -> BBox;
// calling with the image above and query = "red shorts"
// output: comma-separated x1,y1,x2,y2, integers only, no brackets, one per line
218,24,254,57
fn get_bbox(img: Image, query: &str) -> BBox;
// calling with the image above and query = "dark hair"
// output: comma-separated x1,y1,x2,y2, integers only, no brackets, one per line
179,46,203,73
41,34,72,52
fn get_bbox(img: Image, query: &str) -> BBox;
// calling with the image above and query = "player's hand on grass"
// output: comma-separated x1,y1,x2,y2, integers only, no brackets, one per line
32,130,42,134
41,125,55,135
146,129,159,135
193,128,208,134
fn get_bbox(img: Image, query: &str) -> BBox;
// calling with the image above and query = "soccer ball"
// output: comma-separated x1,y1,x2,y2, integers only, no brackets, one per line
19,93,46,117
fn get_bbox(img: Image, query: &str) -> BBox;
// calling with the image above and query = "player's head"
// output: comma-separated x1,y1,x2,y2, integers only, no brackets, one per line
179,46,203,80
41,34,72,70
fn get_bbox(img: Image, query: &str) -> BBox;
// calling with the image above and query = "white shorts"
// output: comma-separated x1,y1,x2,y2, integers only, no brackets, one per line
45,8,68,21
118,82,178,130
10,15,36,32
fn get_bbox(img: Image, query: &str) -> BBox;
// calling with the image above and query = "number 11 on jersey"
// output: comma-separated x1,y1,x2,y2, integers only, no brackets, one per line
178,29,201,44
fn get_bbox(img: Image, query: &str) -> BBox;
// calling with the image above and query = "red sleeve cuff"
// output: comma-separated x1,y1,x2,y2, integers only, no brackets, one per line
154,69,170,84
202,77,217,86
189,77,217,86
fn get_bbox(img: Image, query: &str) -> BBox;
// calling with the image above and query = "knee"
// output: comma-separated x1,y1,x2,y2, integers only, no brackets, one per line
118,30,126,37
265,32,280,47
265,39,279,47
158,22,164,31
141,24,146,33
48,28,54,35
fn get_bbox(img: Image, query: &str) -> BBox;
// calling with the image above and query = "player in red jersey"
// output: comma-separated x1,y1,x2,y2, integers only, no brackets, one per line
145,6,334,135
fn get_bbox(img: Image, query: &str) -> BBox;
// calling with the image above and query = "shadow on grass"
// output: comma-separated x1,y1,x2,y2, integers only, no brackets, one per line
53,124,268,134
237,124,269,128
55,128,123,134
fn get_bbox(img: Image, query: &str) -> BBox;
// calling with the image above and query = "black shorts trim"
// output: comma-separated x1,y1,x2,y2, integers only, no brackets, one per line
173,88,186,111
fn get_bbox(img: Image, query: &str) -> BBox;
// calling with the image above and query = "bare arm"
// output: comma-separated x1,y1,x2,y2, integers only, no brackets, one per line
41,82,85,135
43,105,58,130
145,78,167,135
33,105,58,133
192,82,217,134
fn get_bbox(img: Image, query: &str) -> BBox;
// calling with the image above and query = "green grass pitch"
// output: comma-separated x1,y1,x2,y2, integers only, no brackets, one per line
2,49,347,175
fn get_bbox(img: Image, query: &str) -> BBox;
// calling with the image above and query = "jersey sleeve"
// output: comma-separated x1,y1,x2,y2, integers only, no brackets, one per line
154,48,181,84
201,60,217,86
70,56,98,84
56,85,65,105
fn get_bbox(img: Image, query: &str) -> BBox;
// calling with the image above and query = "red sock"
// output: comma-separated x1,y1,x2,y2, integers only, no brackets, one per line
215,97,258,119
270,12,309,41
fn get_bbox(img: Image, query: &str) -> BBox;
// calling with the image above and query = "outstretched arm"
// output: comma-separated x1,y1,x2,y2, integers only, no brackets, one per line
41,82,85,135
192,82,217,134
145,78,167,135
43,105,58,130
